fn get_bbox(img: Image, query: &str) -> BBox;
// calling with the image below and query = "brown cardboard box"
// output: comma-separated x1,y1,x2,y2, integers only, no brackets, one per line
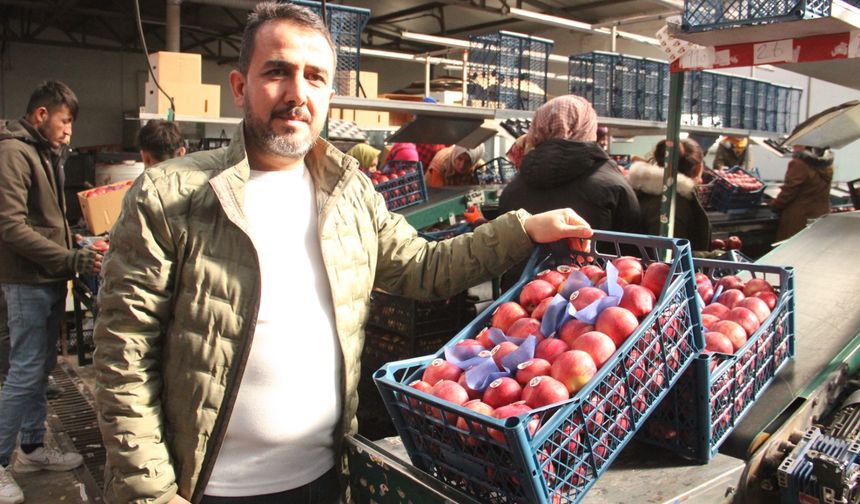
359,71,378,98
77,181,133,235
354,109,390,127
147,51,202,85
380,93,425,126
144,81,221,117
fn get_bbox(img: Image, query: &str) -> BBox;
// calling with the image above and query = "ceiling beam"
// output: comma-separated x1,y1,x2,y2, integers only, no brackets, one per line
369,2,446,24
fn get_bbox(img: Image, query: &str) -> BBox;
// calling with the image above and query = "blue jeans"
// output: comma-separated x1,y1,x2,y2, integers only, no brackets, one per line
0,282,66,466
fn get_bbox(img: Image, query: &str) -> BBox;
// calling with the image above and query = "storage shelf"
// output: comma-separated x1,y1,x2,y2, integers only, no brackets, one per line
125,112,241,125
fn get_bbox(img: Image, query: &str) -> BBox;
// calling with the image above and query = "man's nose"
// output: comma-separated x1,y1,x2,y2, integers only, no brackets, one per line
284,73,309,106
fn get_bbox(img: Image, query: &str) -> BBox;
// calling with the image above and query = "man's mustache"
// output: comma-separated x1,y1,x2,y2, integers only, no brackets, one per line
271,106,311,122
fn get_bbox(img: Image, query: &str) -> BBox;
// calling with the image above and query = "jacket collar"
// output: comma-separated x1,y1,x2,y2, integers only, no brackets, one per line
208,124,359,232
628,160,697,199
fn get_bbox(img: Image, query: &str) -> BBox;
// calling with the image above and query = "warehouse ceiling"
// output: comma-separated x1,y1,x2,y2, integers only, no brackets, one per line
0,0,680,63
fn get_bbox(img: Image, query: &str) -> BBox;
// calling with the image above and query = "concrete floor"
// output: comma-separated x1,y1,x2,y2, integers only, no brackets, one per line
4,356,95,504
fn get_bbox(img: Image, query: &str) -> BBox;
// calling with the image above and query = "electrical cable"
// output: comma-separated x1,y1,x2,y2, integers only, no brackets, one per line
134,0,176,120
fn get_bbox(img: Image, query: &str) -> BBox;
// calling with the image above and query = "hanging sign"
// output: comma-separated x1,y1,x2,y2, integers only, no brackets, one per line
753,39,794,64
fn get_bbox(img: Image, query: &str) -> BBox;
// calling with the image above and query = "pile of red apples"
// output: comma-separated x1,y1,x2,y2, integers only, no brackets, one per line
406,256,675,442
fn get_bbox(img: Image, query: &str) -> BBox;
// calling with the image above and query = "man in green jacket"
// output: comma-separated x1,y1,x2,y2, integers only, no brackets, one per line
0,81,100,504
93,4,593,504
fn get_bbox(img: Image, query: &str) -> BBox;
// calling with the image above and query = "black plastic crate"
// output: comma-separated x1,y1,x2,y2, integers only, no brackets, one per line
683,0,833,32
568,52,613,118
372,160,427,212
468,31,553,111
475,157,518,185
368,290,467,339
293,0,370,97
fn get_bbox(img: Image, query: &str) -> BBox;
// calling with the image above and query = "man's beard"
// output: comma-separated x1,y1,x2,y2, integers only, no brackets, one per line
244,104,319,158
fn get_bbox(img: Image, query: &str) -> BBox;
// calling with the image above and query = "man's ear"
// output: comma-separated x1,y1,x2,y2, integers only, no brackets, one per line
229,69,247,109
177,146,187,157
31,107,49,127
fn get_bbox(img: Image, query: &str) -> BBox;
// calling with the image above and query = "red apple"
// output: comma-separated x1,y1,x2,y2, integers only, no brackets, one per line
430,380,469,421
515,358,552,386
490,401,538,443
726,235,743,250
491,302,529,333
482,377,523,408
618,284,656,319
491,341,520,370
612,256,644,284
595,306,640,346
476,328,496,349
536,269,566,290
717,288,745,309
743,278,775,297
458,373,482,400
641,262,671,298
556,264,575,279
697,281,715,305
422,358,462,385
702,302,730,320
710,238,726,250
558,319,595,348
531,297,553,321
534,337,569,364
507,317,544,340
727,307,761,337
579,265,606,284
570,331,616,369
407,380,433,408
522,376,570,408
519,279,556,313
712,320,747,351
456,400,495,445
704,331,734,354
753,290,779,310
716,275,745,292
736,297,772,324
570,286,607,311
701,313,721,330
551,350,597,394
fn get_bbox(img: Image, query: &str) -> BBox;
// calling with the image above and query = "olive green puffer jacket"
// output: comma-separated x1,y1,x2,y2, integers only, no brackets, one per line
93,127,534,503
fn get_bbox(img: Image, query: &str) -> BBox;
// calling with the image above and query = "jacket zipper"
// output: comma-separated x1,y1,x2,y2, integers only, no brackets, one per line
190,193,263,503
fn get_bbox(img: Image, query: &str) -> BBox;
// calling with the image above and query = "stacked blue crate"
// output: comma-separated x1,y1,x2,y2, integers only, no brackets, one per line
728,76,745,128
754,80,770,131
568,51,614,117
683,0,834,32
640,58,665,121
468,31,554,110
713,73,731,128
612,54,641,119
294,0,370,97
788,87,803,133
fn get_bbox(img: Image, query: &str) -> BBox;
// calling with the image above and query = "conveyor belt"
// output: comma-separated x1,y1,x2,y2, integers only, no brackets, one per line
723,212,860,458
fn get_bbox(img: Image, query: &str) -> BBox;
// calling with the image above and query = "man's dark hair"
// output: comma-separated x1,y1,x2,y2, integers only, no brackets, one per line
237,2,337,77
138,120,185,163
26,80,79,120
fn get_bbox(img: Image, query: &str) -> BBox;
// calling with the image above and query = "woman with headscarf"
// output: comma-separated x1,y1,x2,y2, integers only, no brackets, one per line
628,138,711,251
346,143,381,173
712,136,752,170
499,95,640,232
425,144,486,188
498,95,640,289
770,145,835,241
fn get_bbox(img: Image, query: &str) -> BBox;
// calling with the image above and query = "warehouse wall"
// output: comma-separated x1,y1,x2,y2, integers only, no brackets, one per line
0,42,241,148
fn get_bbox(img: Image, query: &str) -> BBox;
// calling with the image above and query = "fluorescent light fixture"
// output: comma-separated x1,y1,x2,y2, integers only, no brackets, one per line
508,7,594,34
401,31,471,49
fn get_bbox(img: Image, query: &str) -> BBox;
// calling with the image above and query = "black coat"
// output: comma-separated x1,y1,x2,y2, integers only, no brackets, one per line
498,140,641,288
499,139,641,232
627,161,711,251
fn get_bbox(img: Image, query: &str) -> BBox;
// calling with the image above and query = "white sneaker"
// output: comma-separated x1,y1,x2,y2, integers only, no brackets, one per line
0,465,24,504
13,446,83,473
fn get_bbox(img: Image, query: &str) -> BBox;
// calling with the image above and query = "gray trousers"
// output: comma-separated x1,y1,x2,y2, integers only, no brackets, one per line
0,288,8,383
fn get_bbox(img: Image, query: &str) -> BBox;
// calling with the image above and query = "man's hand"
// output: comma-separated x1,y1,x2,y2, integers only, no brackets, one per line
168,495,191,504
68,247,103,276
523,208,593,253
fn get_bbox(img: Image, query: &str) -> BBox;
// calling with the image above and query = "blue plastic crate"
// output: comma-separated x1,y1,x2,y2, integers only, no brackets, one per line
374,232,703,504
640,58,665,121
468,31,554,111
683,0,833,32
713,73,731,129
642,258,794,462
709,166,766,213
568,52,613,118
293,0,370,97
787,87,803,133
727,76,745,129
754,81,770,131
741,79,758,130
373,160,427,212
611,54,640,119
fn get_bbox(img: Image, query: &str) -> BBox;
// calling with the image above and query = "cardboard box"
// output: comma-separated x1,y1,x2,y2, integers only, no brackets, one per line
354,109,390,127
77,181,133,235
147,51,202,85
359,71,378,99
145,81,221,117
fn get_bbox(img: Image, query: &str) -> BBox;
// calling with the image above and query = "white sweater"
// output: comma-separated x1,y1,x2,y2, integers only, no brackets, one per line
205,165,341,496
